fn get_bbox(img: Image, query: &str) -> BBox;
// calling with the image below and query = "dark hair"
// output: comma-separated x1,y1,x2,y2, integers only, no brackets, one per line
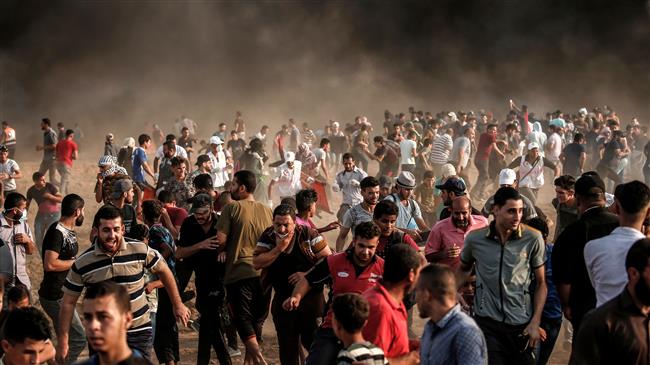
383,244,421,283
554,175,576,191
230,130,237,136
191,193,213,210
138,134,151,145
163,140,176,151
181,126,189,132
626,238,650,275
320,138,330,148
3,307,52,344
234,170,257,193
65,129,74,136
373,136,384,143
41,118,51,126
331,293,369,333
487,123,498,130
157,190,174,203
84,281,131,314
526,217,549,240
353,221,381,240
129,223,149,242
493,187,521,207
170,156,186,167
360,176,380,190
4,192,26,210
92,205,123,228
417,264,457,303
505,123,517,132
192,173,213,190
423,170,435,179
574,133,585,142
216,191,232,210
142,200,163,223
7,283,30,305
615,180,650,215
31,171,44,182
407,131,417,139
61,194,85,217
373,200,399,220
165,134,176,141
342,152,354,162
273,204,296,220
295,189,318,213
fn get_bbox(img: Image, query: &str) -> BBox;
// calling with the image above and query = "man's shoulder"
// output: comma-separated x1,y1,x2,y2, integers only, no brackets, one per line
466,226,489,240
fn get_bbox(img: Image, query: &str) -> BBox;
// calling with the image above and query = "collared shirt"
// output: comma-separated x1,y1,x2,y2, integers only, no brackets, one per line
571,288,650,365
362,284,410,359
420,304,488,365
0,159,19,191
335,167,368,206
460,222,545,325
63,237,166,332
207,150,228,188
585,226,646,307
425,215,488,270
0,216,34,289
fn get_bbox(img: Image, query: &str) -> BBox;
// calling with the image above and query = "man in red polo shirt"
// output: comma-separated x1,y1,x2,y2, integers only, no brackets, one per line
362,244,422,365
55,129,78,195
283,221,384,365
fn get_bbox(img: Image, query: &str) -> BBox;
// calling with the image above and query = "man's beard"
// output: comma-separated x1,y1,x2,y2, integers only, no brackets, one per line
75,215,84,227
635,278,650,306
452,217,469,228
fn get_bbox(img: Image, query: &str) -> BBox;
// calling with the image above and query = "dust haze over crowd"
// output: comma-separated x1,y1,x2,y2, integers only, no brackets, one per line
1,0,648,150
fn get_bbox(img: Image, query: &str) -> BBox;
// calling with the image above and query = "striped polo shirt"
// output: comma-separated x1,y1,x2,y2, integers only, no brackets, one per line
63,237,166,333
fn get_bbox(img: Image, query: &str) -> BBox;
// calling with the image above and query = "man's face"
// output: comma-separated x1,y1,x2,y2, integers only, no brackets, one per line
273,214,295,238
555,187,574,204
193,206,213,225
362,186,380,206
202,160,213,172
82,295,132,354
451,202,471,229
40,122,47,131
8,296,30,311
633,265,650,306
380,186,390,198
495,199,523,231
352,236,379,266
423,177,434,188
124,188,134,204
528,148,539,160
229,177,244,200
398,186,413,200
231,134,238,141
1,338,51,365
415,285,433,319
143,140,152,150
323,143,331,153
488,127,497,136
0,150,8,162
182,129,189,137
163,146,175,159
375,214,397,236
220,125,227,132
468,129,476,140
96,217,124,253
173,164,186,180
342,158,355,172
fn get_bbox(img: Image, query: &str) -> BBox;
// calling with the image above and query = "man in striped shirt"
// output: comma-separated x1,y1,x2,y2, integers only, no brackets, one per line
55,205,190,362
429,128,454,179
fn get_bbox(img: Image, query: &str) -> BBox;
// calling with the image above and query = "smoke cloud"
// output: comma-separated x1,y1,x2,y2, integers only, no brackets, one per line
1,0,648,147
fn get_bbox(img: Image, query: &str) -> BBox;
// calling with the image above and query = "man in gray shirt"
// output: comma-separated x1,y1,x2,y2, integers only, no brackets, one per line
334,153,368,222
37,118,59,186
458,186,546,365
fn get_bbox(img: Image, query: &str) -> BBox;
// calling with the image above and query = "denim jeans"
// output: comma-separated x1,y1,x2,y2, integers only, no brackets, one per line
34,211,61,254
40,297,87,365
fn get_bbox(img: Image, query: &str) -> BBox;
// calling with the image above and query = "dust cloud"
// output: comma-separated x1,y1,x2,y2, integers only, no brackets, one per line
0,0,648,156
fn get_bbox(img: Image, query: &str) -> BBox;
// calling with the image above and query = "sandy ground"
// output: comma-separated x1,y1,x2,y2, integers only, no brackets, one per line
18,155,571,364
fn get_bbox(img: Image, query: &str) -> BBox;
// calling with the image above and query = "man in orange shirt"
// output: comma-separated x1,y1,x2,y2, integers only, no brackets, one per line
55,129,78,195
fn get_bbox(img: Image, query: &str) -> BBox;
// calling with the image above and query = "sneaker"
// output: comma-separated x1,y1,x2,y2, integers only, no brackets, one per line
228,347,241,357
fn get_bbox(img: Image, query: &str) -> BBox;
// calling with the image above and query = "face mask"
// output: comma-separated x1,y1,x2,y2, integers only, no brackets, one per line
12,209,23,223
217,145,223,152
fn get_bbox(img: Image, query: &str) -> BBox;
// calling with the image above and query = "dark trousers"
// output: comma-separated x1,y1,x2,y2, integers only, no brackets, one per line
154,290,180,364
536,317,562,365
127,328,154,361
226,277,271,343
305,328,341,365
475,316,535,365
196,272,232,365
471,159,490,198
272,291,324,365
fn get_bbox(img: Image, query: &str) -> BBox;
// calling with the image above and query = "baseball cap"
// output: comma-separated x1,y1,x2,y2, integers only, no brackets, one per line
284,151,296,162
499,169,517,186
575,174,606,198
111,179,133,200
527,142,540,150
195,154,210,166
209,136,223,145
435,177,467,195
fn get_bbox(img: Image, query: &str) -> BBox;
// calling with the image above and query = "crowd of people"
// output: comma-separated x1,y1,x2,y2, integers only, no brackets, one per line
0,103,649,365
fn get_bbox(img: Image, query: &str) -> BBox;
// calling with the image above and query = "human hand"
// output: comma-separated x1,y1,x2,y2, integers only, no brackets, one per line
217,251,226,263
325,221,340,231
523,322,541,349
288,272,305,286
197,236,219,250
145,281,157,294
55,336,69,365
174,303,191,327
96,173,104,183
275,232,292,252
447,244,460,258
282,296,300,311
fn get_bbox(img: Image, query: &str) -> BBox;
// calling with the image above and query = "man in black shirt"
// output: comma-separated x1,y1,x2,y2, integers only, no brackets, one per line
177,127,195,164
108,179,137,237
176,194,231,365
552,174,619,338
38,193,86,364
253,204,331,365
560,133,587,177
571,238,650,365
227,131,246,162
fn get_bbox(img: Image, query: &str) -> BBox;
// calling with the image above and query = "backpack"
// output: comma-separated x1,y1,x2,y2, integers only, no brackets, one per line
385,194,418,227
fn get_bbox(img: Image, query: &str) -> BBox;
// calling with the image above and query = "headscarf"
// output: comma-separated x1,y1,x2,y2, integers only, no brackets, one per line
296,143,318,175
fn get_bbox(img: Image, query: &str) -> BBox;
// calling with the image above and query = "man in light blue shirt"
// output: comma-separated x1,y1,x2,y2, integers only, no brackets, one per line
416,264,487,365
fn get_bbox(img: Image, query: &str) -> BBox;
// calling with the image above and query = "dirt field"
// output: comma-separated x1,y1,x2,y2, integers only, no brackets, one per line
17,153,571,364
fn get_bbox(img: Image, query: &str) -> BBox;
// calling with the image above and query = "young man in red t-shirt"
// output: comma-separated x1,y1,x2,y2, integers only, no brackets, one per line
55,129,78,195
470,124,505,200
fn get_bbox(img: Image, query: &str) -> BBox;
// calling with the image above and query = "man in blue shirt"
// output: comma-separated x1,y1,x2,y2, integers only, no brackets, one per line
415,263,487,365
132,134,156,190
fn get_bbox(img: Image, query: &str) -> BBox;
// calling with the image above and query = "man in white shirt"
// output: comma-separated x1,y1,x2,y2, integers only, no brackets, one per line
585,180,650,307
449,127,474,186
268,152,303,203
153,134,188,173
429,128,453,178
0,144,22,195
545,125,563,167
399,131,418,174
334,153,368,222
206,136,229,190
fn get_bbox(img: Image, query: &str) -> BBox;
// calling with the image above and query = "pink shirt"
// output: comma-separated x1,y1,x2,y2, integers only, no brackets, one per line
295,216,317,229
425,215,488,270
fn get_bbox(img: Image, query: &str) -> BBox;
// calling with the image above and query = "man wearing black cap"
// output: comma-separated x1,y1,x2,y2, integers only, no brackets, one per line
186,154,213,196
436,177,481,221
552,173,619,338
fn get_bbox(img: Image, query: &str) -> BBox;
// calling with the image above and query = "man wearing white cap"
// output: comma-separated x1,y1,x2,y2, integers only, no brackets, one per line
481,168,538,222
207,135,229,190
508,143,560,205
268,151,304,203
